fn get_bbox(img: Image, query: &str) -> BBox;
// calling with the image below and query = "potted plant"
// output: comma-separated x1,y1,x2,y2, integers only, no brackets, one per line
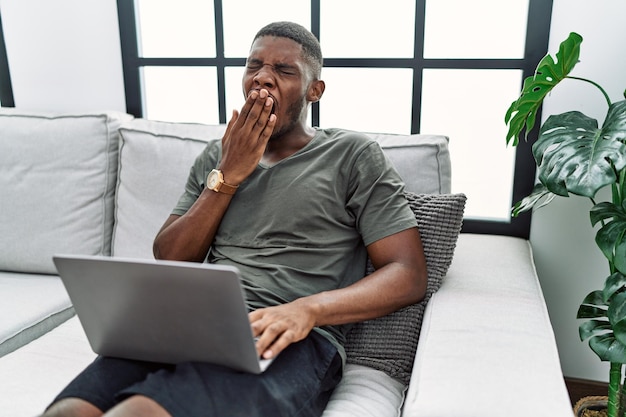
505,32,626,417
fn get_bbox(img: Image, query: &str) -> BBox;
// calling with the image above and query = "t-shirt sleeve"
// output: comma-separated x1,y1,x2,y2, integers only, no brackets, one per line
346,141,418,246
171,141,220,216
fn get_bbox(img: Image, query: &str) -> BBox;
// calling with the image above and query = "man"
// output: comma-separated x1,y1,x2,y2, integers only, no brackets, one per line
43,21,426,417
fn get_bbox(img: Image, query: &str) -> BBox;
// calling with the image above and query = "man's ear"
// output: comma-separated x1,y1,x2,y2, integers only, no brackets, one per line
307,79,325,103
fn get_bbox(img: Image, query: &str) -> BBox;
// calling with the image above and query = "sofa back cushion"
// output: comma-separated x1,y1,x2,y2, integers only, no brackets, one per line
345,192,466,384
112,121,451,259
365,132,451,194
112,120,227,258
0,110,132,274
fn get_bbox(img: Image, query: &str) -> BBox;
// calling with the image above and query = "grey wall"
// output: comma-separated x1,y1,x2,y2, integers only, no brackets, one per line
531,0,626,382
0,0,125,111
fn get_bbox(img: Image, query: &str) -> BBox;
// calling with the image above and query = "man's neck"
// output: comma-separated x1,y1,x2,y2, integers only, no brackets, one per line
262,124,316,165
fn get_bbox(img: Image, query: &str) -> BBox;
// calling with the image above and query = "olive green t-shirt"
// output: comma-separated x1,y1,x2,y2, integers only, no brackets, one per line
172,128,418,360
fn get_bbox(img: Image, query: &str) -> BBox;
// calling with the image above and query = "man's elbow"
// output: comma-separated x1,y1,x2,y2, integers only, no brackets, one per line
404,264,427,306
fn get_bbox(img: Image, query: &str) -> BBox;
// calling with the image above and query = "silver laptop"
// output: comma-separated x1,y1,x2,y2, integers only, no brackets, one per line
53,254,273,374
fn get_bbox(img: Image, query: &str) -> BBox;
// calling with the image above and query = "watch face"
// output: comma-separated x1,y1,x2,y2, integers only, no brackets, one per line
207,172,219,189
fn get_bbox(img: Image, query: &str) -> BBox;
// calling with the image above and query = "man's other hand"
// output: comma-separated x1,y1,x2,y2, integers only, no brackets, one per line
249,299,317,359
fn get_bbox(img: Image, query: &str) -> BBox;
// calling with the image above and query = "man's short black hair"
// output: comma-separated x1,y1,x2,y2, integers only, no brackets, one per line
253,21,323,79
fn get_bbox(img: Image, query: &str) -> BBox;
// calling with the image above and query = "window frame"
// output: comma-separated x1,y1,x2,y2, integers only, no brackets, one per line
0,9,15,107
116,0,553,239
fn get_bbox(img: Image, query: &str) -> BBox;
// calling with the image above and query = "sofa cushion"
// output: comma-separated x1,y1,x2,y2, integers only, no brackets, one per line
0,110,133,274
0,272,74,357
0,316,96,417
402,234,574,417
112,120,226,258
345,192,466,384
112,122,451,260
0,317,408,417
322,364,406,417
365,133,451,194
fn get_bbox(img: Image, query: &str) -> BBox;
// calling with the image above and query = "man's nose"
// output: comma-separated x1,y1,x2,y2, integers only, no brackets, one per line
253,65,275,89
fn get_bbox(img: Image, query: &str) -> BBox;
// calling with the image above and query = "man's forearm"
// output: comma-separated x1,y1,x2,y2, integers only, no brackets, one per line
300,261,425,327
153,188,234,262
249,227,427,359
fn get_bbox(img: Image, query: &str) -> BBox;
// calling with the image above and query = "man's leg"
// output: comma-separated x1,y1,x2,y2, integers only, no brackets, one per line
42,396,172,417
42,356,172,416
105,395,172,417
41,398,102,417
114,331,342,417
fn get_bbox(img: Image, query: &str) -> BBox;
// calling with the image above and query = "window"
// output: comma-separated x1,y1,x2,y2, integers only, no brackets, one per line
117,0,553,238
0,9,14,107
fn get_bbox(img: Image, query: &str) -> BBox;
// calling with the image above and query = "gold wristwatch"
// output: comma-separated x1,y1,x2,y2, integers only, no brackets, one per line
206,169,239,195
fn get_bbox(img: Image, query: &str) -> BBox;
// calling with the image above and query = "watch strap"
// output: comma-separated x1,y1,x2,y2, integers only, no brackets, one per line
215,180,238,195
206,170,239,195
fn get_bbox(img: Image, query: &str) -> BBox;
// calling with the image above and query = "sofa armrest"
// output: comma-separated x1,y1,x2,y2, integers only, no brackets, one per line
401,234,573,417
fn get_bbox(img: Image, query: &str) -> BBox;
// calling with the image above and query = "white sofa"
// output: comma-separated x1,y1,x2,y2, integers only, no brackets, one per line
0,109,574,416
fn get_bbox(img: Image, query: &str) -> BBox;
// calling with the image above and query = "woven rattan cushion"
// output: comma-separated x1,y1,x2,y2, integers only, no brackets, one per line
344,192,466,384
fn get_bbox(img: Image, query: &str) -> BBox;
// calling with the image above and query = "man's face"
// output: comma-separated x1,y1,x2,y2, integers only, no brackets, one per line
243,36,313,135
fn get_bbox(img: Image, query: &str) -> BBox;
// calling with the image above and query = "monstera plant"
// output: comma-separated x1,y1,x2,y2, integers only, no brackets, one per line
505,32,626,416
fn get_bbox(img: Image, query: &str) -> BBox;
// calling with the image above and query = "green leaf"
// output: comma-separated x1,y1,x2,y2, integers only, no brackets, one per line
610,292,626,324
596,219,626,272
591,201,625,227
616,239,626,275
579,319,612,341
576,289,626,363
578,290,608,319
603,272,626,303
578,304,608,319
533,101,626,198
583,289,608,306
505,32,583,146
588,333,626,363
511,183,557,217
610,292,626,346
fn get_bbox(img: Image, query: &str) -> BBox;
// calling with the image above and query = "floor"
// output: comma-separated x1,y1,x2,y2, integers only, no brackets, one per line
565,377,609,406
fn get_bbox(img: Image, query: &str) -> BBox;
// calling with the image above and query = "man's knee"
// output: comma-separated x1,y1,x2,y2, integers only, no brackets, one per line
106,395,172,417
42,397,103,417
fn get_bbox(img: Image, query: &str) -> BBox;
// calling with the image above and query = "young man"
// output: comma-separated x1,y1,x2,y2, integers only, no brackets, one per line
42,21,427,417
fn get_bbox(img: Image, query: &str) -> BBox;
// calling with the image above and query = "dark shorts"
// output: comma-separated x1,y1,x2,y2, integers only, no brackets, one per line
52,331,342,417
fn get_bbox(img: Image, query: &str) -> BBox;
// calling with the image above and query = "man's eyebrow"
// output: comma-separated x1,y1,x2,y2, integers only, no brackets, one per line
245,59,300,72
274,62,298,69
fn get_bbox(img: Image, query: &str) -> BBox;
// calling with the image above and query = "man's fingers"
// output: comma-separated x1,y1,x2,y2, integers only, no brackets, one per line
249,309,309,359
221,110,239,147
237,90,272,129
259,114,277,145
256,324,296,359
236,90,259,122
261,330,296,359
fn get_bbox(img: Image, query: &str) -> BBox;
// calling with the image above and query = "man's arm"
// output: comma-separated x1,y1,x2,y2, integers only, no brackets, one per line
153,89,276,261
250,226,427,359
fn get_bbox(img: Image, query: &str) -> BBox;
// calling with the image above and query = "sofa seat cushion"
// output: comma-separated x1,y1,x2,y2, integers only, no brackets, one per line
322,364,406,417
0,316,408,417
0,316,95,417
0,272,73,357
402,234,573,417
0,110,133,274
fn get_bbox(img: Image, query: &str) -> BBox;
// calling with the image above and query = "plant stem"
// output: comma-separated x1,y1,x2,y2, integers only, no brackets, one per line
619,374,626,417
567,75,612,107
609,362,621,417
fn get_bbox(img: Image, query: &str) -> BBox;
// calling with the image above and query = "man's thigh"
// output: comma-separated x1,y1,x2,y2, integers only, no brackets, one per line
121,331,342,417
50,356,173,412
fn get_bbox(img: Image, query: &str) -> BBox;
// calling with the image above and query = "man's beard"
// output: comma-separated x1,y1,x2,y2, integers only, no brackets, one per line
270,96,308,140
